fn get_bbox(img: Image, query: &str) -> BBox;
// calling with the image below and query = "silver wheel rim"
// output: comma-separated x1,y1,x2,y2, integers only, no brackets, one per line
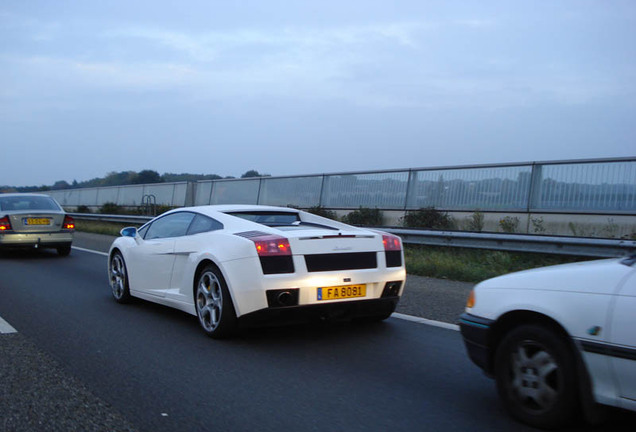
110,254,126,299
508,340,560,413
196,271,222,333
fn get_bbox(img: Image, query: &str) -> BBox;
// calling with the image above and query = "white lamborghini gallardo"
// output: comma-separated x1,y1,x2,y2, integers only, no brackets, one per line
108,205,406,338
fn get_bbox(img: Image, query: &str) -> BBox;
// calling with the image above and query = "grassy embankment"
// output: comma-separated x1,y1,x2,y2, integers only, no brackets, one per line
76,220,587,283
75,220,140,237
404,245,585,283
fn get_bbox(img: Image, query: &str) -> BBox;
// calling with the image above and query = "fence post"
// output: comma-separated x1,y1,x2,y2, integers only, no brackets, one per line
185,182,196,207
256,178,263,205
528,163,543,212
319,175,330,207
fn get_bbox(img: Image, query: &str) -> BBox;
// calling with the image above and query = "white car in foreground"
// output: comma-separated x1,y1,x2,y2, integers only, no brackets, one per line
460,256,636,429
108,205,405,338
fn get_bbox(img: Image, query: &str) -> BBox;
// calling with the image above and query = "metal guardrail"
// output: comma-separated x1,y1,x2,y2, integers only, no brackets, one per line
69,213,152,225
71,213,636,258
383,228,636,258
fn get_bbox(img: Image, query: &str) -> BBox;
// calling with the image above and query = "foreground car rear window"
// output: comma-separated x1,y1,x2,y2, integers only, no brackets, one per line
0,196,60,211
227,211,300,226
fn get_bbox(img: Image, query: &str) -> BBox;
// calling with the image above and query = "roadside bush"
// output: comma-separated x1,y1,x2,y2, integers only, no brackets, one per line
99,202,122,214
499,216,520,233
342,207,383,226
155,205,175,215
76,205,92,214
305,205,338,220
465,210,484,232
530,216,546,234
401,207,454,230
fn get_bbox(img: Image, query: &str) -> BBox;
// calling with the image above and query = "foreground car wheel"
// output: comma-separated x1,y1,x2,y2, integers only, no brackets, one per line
109,251,131,303
494,324,578,429
195,265,237,338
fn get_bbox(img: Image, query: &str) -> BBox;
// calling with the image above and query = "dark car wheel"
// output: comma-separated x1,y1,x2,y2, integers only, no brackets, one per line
494,324,579,429
195,265,237,339
109,251,131,303
57,245,72,256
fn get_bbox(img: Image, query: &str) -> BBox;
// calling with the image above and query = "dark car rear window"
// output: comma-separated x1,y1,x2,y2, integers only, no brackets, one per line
0,196,61,212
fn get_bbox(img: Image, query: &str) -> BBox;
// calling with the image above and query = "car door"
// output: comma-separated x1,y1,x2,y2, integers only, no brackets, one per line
127,212,195,298
166,214,224,304
609,266,636,405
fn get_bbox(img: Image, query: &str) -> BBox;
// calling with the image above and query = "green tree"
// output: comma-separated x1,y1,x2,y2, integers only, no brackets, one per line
241,170,270,178
52,180,70,190
133,170,163,184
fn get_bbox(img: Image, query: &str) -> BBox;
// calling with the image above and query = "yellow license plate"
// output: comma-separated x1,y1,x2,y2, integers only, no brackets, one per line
25,218,50,226
317,284,366,301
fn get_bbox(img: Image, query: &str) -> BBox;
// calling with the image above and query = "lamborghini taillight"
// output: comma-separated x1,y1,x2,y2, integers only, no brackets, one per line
382,234,402,267
250,235,294,274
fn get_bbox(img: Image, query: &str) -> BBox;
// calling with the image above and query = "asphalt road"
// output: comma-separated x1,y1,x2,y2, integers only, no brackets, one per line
0,234,633,431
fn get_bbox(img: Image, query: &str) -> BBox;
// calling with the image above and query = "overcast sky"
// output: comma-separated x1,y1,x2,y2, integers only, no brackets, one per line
1,1,635,187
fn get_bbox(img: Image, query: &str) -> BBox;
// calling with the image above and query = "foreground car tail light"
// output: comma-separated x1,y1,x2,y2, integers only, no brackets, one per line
0,216,12,231
382,234,402,267
250,234,295,274
383,234,402,251
252,235,291,256
62,215,75,230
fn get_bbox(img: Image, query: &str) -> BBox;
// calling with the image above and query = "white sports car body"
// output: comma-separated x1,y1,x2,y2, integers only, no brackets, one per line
460,256,636,429
108,205,405,337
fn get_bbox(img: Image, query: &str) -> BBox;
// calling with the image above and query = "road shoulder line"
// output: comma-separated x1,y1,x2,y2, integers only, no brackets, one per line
72,246,109,257
0,316,17,334
392,313,460,331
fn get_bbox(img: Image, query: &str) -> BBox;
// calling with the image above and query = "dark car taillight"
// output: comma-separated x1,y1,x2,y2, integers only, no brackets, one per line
0,216,12,232
250,234,295,274
383,234,402,267
63,215,75,230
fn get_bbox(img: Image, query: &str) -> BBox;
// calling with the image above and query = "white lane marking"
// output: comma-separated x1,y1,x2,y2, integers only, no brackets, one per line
72,246,109,257
392,313,460,331
0,316,17,334
70,245,461,331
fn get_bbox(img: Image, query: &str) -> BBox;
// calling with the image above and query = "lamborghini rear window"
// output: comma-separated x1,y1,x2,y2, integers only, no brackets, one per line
227,211,300,226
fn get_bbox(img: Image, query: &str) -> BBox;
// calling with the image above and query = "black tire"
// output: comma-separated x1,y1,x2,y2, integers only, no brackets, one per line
494,324,579,429
57,245,72,256
194,265,237,338
109,251,132,304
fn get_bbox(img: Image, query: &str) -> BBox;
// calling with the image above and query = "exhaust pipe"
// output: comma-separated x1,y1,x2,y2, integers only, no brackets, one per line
277,291,293,306
266,288,299,308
